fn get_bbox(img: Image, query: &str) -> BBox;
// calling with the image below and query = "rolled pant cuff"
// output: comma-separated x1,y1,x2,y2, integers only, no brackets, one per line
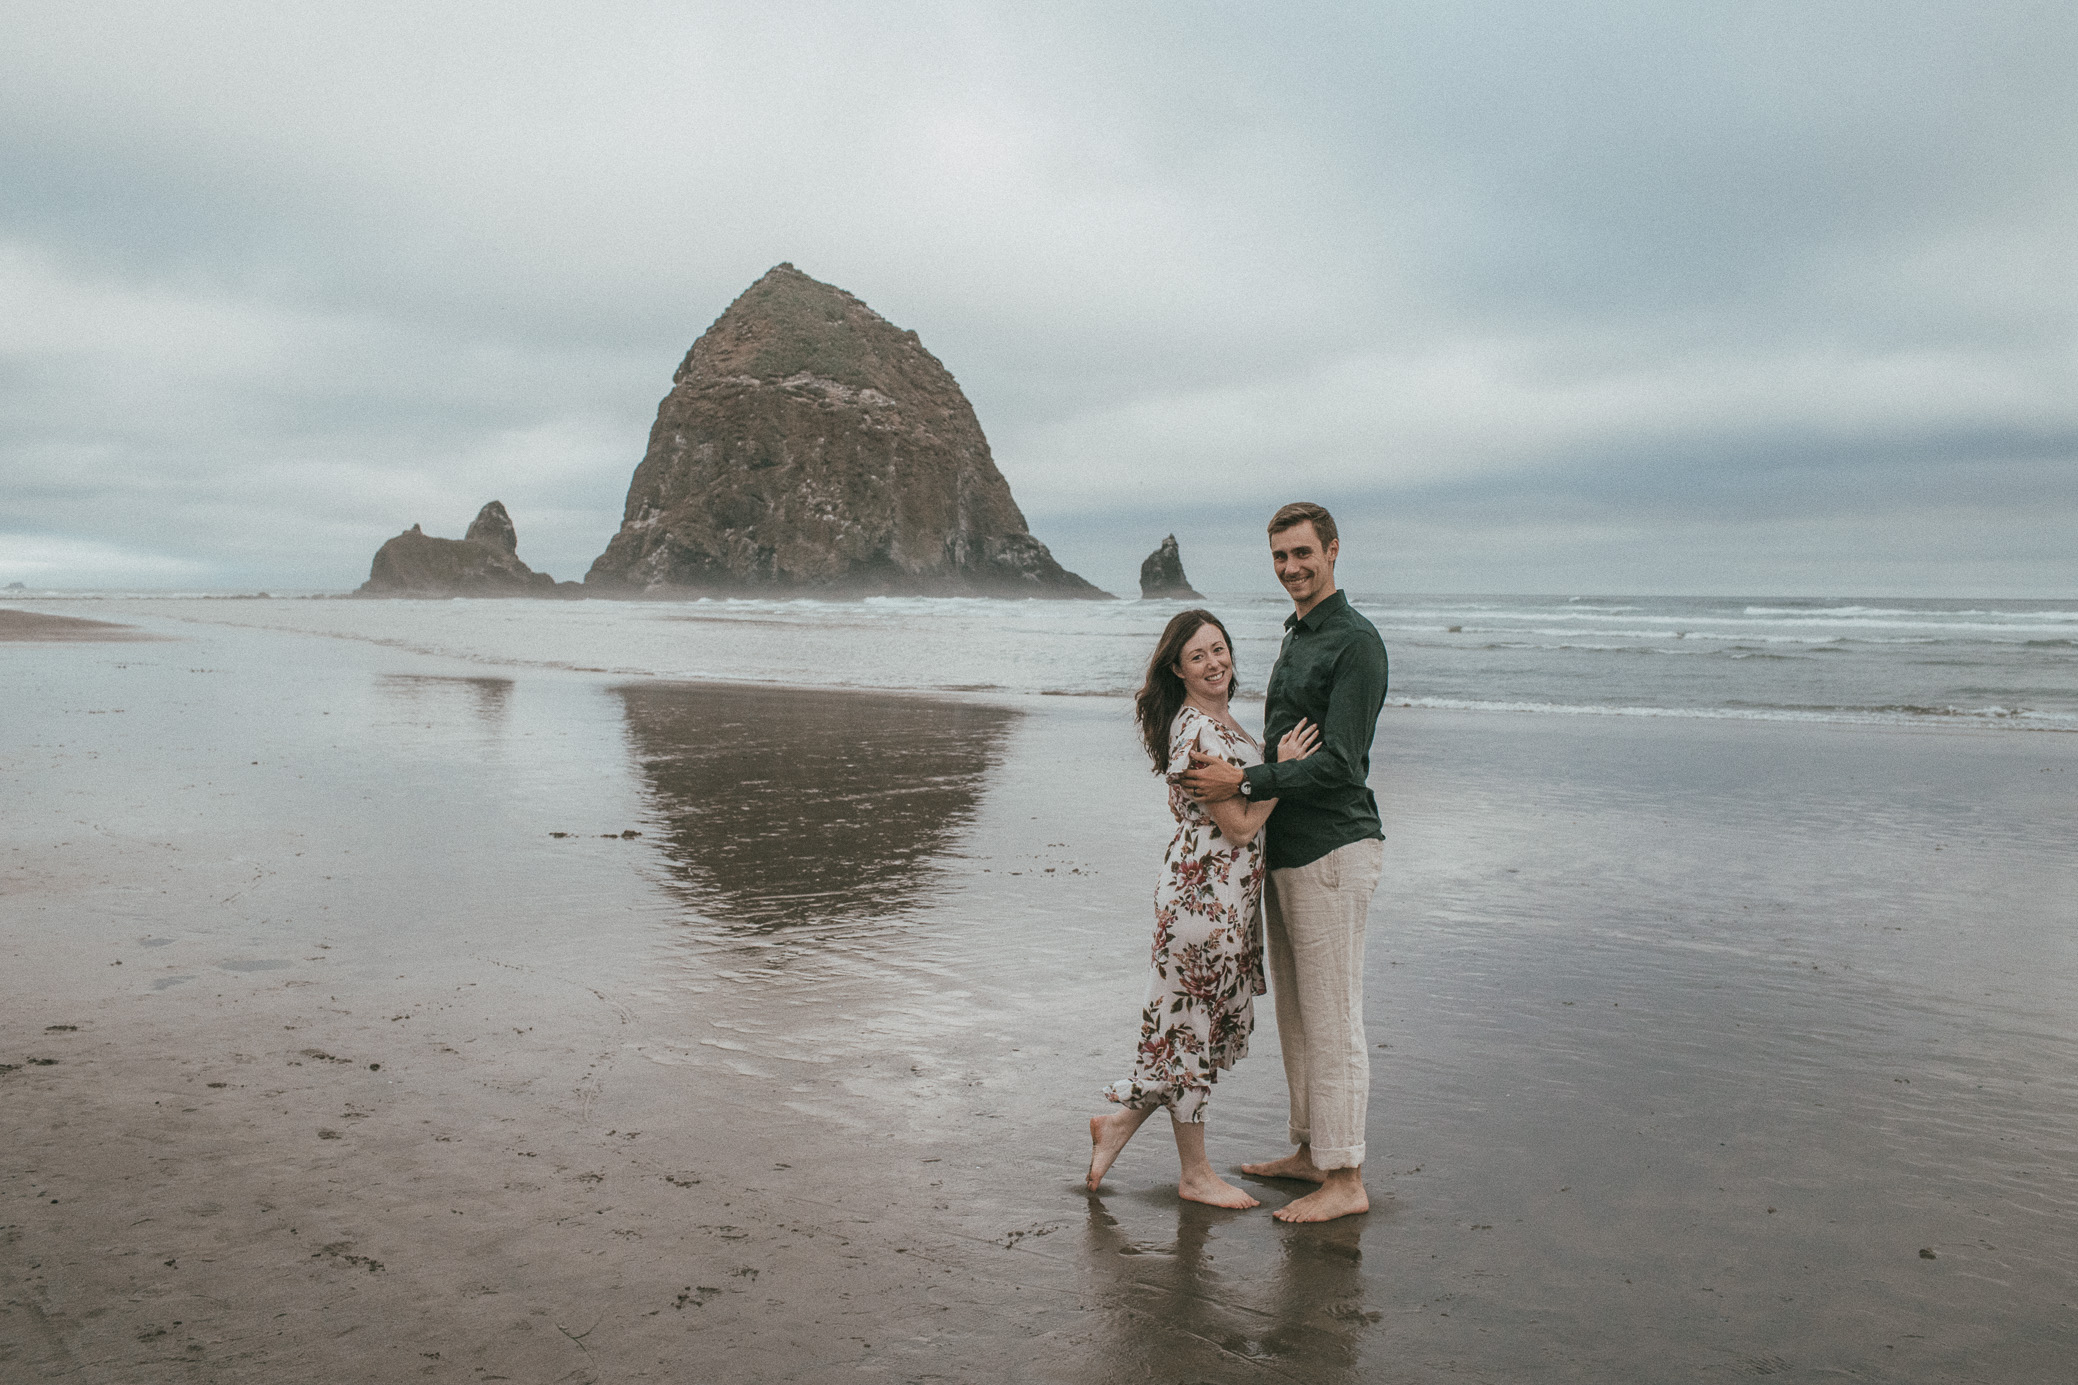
1310,1142,1364,1171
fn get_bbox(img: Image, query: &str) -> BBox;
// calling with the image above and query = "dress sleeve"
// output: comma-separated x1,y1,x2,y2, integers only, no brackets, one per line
1165,709,1220,776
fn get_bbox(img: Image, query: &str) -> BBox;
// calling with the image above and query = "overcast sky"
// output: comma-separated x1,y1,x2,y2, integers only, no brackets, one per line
4,0,2075,596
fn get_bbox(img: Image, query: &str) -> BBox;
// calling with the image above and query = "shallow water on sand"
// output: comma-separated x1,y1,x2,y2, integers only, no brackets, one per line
4,616,2076,1381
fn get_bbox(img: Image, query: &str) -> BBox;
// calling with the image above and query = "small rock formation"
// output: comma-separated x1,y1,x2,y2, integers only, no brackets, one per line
358,502,561,596
585,263,1107,598
464,499,520,554
1139,534,1202,599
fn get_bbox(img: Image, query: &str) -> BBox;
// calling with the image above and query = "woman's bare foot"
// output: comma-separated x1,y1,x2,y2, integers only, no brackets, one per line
1178,1170,1261,1208
1271,1168,1369,1222
1165,1116,1258,1207
1087,1110,1149,1191
1240,1148,1328,1183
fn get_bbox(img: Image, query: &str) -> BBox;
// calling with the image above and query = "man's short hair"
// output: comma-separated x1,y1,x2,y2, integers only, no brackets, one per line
1268,501,1338,548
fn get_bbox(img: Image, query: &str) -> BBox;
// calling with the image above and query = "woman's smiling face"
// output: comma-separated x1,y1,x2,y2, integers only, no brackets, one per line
1174,621,1233,705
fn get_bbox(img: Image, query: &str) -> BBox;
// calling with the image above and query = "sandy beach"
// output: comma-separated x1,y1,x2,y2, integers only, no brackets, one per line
5,607,2076,1382
0,610,156,643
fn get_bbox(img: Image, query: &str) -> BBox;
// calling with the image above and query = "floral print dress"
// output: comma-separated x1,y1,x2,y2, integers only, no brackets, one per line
1104,705,1269,1123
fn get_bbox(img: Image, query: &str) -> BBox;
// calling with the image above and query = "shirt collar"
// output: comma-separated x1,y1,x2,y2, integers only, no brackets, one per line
1283,587,1349,633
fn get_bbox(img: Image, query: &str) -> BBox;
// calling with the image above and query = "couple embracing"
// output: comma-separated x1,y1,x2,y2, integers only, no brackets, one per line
1087,502,1388,1223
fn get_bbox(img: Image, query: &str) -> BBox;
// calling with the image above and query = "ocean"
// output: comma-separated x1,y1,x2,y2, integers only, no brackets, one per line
13,590,2077,728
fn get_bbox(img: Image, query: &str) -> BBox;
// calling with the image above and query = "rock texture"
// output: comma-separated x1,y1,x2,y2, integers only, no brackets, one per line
358,502,562,596
584,264,1106,598
1138,534,1202,599
465,499,520,554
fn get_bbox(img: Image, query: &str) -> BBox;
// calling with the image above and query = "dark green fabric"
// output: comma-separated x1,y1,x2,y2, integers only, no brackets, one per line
1239,589,1388,869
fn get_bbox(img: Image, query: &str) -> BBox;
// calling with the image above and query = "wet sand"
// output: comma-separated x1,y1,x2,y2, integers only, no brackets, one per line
4,615,2077,1382
0,608,155,642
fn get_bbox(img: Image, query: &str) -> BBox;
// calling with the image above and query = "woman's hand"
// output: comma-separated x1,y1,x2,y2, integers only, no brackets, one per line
1277,718,1320,762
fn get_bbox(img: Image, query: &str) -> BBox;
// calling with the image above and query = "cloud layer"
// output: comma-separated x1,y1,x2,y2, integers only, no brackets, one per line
4,0,2074,594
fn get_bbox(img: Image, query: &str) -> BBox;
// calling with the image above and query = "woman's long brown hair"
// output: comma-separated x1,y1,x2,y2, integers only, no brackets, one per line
1133,608,1236,772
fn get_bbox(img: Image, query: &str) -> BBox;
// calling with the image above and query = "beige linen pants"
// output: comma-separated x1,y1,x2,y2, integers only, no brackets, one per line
1263,837,1385,1170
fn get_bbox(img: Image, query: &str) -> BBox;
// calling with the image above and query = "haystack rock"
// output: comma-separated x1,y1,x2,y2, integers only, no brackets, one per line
358,501,562,596
1138,534,1202,599
584,263,1107,598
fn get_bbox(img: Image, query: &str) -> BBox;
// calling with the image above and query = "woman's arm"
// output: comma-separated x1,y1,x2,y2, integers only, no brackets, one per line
1204,720,1318,850
1207,792,1277,851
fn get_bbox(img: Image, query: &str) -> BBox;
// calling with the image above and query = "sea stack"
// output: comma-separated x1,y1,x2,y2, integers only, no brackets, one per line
584,264,1106,598
1138,534,1202,599
464,499,520,554
358,501,561,596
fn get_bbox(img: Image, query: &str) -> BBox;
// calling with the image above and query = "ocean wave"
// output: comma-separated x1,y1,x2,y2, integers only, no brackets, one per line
39,595,2078,731
2,589,323,601
1393,627,1947,647
1741,604,2078,621
1401,640,1678,654
1389,696,2077,730
1368,609,1711,627
1721,618,2078,634
1399,614,2068,637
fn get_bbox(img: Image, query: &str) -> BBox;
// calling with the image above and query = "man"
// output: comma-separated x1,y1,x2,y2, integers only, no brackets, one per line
1181,501,1387,1223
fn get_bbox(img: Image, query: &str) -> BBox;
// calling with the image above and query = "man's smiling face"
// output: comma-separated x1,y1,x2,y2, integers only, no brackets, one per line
1270,520,1338,610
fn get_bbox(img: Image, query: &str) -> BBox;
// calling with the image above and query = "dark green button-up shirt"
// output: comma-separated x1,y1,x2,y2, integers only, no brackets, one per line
1239,589,1388,869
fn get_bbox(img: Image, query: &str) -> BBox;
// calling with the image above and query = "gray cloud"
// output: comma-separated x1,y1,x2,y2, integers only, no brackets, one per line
3,0,2074,593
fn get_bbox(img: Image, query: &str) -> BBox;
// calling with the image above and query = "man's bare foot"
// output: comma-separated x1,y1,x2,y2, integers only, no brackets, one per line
1240,1149,1328,1183
1272,1171,1369,1223
1178,1170,1261,1209
1087,1111,1142,1191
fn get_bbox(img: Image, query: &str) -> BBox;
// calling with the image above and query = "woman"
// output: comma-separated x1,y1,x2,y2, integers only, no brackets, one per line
1087,608,1317,1207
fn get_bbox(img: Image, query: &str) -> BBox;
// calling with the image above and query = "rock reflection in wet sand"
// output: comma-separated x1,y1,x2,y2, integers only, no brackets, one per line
616,681,1019,931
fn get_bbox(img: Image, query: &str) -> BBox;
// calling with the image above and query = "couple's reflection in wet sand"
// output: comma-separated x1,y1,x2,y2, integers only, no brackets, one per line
622,681,1376,1371
616,682,1019,932
1082,1188,1374,1379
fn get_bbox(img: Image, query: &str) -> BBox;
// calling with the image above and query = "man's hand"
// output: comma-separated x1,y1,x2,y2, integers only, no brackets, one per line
1181,750,1245,802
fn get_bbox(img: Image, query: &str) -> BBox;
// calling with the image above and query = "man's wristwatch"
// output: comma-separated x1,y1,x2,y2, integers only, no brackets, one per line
1238,778,1253,797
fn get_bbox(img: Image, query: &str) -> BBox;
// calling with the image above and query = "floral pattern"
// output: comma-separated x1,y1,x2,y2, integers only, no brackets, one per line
1104,705,1269,1123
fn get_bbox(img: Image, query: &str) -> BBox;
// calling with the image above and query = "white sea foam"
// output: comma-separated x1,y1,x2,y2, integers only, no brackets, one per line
1391,696,2078,730
1741,604,2078,621
1366,609,2076,637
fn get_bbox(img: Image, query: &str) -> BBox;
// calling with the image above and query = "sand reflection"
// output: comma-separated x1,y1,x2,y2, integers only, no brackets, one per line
616,682,1017,931
377,673,514,724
